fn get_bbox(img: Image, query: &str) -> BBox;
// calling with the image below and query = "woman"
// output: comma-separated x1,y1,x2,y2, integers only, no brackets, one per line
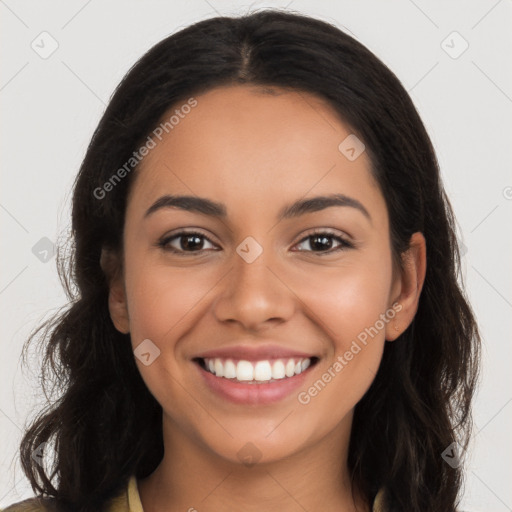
5,8,480,512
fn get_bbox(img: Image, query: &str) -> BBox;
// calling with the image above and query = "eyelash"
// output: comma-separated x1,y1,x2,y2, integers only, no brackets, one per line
156,229,354,256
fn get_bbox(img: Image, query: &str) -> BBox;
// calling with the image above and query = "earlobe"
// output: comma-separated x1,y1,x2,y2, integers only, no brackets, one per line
100,248,130,334
385,232,427,342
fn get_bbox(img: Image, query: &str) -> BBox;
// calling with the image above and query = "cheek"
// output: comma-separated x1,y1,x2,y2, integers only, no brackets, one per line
124,256,220,345
292,268,391,427
290,258,393,351
122,254,219,410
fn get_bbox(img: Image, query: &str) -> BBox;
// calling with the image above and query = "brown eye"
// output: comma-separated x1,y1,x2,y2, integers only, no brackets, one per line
293,231,353,254
158,231,217,255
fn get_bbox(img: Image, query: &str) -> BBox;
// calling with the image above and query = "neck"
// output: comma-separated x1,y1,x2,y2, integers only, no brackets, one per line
138,413,369,512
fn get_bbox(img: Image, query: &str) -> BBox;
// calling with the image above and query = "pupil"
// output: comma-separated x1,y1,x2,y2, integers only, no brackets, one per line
311,235,331,251
182,235,202,250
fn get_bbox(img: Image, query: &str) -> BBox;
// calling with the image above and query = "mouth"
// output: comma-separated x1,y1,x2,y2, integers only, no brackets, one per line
194,356,319,383
192,356,319,404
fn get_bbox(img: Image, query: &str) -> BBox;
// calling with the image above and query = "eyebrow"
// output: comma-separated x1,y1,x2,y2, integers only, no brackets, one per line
144,193,372,224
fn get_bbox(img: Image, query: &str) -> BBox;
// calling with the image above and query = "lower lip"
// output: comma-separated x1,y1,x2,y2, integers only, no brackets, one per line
195,361,315,405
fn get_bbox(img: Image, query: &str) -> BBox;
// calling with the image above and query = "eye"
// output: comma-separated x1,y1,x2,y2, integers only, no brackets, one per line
157,230,218,255
292,230,353,255
156,229,353,256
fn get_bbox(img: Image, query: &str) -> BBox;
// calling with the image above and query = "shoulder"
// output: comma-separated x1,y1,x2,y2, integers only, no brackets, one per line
1,496,57,512
1,477,135,512
372,488,386,512
2,494,128,512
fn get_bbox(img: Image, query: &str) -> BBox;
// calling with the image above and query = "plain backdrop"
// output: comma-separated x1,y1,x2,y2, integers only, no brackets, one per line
1,1,511,510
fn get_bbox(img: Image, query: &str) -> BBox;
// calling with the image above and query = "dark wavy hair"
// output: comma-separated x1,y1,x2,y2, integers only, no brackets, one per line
12,8,480,512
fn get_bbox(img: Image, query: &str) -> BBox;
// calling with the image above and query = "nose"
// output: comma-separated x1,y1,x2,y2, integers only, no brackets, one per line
212,244,296,331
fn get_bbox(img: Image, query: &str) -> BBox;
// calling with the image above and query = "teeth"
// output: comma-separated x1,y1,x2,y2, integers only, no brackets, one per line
214,359,224,378
301,359,311,371
236,360,254,381
254,361,272,381
224,359,237,379
285,359,295,377
272,360,286,379
203,357,313,383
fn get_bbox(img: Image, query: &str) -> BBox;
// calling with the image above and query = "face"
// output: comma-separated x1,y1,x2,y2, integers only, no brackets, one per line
107,84,421,467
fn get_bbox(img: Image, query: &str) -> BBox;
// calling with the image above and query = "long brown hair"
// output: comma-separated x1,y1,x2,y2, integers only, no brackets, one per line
15,9,480,512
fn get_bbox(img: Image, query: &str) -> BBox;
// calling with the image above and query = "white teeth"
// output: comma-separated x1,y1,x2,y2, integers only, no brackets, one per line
272,360,286,379
236,360,254,381
203,357,313,382
214,359,224,378
285,359,295,377
224,359,237,379
254,361,272,381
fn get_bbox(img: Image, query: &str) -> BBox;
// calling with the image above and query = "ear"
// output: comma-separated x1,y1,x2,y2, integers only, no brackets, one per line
385,232,427,341
100,248,130,334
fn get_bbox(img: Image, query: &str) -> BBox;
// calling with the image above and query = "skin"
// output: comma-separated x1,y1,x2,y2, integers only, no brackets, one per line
104,84,426,511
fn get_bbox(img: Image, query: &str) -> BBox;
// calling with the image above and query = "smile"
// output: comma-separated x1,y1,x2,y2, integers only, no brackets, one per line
193,355,319,405
198,357,315,384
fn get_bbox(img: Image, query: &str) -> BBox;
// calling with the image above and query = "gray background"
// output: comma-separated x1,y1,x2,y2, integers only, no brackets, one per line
1,1,511,510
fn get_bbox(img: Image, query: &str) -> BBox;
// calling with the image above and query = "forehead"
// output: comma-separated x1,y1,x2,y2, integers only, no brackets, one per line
128,85,385,227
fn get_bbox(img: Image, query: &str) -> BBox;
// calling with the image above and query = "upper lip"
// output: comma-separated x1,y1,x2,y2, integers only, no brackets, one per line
193,343,317,361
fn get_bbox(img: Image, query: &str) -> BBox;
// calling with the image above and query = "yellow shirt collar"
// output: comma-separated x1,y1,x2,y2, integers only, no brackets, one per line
122,475,385,512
